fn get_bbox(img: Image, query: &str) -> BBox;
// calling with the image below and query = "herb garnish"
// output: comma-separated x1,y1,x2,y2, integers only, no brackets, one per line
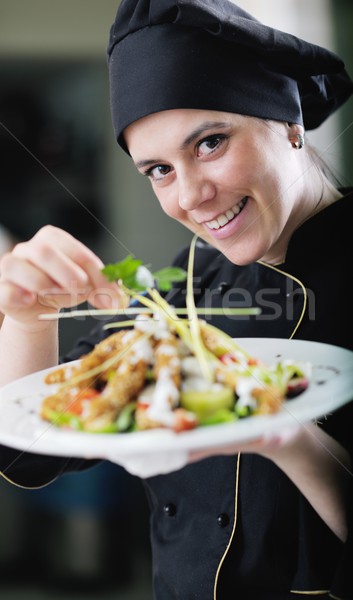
102,255,187,292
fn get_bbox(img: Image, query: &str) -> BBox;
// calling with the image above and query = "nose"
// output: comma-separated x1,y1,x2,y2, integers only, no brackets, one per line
178,168,216,211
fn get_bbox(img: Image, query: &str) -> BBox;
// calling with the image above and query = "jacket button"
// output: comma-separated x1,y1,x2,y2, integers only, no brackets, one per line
217,513,229,528
163,503,177,517
217,282,230,294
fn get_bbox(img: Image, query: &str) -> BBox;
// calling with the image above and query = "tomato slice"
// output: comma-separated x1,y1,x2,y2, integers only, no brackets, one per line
247,357,259,366
219,353,239,365
68,388,99,415
172,409,198,433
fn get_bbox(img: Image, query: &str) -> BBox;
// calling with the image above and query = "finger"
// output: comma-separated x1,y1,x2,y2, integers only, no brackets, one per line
108,451,188,477
28,225,96,263
37,285,93,311
189,444,239,463
87,281,128,310
0,254,93,312
80,257,124,309
0,254,59,295
259,424,303,458
15,227,121,302
31,226,107,280
188,436,276,463
7,226,127,310
0,281,36,310
13,242,91,290
30,228,126,295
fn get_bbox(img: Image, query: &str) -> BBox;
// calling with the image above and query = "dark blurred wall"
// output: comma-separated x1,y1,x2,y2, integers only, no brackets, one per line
332,0,353,186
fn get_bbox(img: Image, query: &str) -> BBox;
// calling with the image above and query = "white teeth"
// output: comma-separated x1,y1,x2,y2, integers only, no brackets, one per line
232,204,241,215
217,213,229,227
206,198,247,230
208,219,220,229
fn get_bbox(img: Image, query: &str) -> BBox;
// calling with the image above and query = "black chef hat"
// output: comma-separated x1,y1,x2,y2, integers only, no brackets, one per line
107,0,353,152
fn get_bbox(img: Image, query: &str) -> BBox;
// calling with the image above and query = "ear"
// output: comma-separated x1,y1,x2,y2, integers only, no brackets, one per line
287,123,305,149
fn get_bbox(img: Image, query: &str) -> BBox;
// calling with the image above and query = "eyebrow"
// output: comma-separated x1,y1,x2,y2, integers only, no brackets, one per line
134,120,231,170
180,120,230,149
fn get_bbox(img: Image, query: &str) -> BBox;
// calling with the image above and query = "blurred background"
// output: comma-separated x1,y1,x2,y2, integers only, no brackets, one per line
0,1,352,599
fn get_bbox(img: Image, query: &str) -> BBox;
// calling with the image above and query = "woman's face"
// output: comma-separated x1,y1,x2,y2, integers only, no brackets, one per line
124,109,307,265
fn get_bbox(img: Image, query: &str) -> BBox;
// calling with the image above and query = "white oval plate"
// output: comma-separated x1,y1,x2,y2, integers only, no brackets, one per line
0,338,352,460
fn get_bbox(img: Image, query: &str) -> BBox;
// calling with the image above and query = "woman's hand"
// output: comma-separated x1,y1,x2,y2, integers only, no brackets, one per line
107,426,302,479
0,225,123,331
188,423,302,464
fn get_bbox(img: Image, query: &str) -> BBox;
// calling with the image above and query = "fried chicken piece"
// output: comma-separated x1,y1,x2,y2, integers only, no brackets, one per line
76,330,127,386
154,333,181,390
42,328,153,432
135,405,198,432
200,322,223,355
82,398,121,432
43,331,127,388
40,389,72,419
44,367,69,385
215,366,240,390
100,359,147,407
83,359,147,430
134,405,164,430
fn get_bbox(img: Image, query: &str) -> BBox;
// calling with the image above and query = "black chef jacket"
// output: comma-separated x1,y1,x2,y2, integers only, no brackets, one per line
1,191,353,600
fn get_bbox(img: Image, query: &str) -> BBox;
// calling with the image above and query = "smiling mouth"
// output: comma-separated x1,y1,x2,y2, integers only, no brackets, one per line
205,197,248,230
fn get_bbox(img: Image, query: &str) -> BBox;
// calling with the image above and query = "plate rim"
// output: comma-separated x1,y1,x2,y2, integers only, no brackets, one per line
0,337,352,459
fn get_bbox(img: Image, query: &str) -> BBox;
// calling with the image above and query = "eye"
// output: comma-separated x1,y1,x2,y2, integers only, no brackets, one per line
144,164,172,181
196,134,227,157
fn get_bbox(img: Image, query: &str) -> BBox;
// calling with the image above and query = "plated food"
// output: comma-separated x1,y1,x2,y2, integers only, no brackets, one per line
1,336,352,464
40,314,311,435
40,237,311,435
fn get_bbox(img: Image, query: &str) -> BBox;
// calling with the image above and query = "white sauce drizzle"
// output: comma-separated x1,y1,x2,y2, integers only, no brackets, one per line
129,337,155,364
169,357,181,369
134,314,170,340
181,356,203,377
235,377,258,409
155,343,178,356
147,368,179,426
137,383,156,406
117,362,129,375
122,330,137,344
181,376,224,393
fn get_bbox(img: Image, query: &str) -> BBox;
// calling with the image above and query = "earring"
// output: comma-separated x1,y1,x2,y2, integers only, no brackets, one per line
289,133,305,149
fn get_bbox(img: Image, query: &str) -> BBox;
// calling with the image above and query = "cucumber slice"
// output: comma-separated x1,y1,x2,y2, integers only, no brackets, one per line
199,408,237,426
180,386,235,418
